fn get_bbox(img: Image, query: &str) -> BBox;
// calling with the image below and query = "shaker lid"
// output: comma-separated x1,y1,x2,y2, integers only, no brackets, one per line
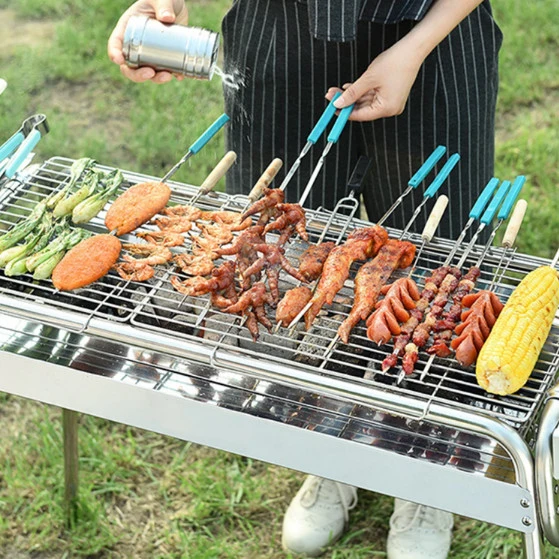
122,15,150,67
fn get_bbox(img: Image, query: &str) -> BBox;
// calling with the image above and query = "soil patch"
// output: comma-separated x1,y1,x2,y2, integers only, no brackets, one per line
0,9,56,55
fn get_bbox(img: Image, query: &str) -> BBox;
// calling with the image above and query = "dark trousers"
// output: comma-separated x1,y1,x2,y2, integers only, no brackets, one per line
221,0,502,240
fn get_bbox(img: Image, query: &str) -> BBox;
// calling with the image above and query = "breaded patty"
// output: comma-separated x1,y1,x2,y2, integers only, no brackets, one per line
105,181,171,236
52,234,122,291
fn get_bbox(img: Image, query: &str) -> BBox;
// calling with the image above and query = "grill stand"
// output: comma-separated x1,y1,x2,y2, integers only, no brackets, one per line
0,318,547,558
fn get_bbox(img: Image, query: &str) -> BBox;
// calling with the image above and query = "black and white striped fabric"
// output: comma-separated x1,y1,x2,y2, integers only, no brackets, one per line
221,0,503,240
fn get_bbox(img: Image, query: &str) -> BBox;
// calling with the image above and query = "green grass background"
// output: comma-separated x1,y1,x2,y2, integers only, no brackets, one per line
0,0,558,557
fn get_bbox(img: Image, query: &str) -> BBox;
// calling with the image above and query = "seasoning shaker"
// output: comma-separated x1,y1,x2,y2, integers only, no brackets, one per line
122,15,219,80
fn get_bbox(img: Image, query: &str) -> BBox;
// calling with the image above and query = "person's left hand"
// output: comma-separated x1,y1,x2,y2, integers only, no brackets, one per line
326,41,424,122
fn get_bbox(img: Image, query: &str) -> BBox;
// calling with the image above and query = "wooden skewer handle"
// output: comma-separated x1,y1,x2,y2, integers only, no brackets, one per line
421,195,448,242
247,158,283,202
502,198,527,248
199,151,237,194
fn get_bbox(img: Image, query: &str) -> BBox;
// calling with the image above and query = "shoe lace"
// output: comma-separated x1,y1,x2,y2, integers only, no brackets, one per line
334,482,358,523
390,502,453,534
301,477,358,523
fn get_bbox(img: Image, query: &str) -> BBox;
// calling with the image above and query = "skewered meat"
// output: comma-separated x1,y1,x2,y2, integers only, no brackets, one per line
198,223,234,246
173,253,215,277
105,181,171,236
136,230,185,247
152,215,194,233
428,266,482,357
276,286,313,327
243,243,308,303
114,261,155,282
402,268,462,375
52,234,121,291
304,226,388,329
264,203,308,242
161,205,203,221
170,261,236,297
241,188,284,220
298,242,336,281
337,240,416,343
223,282,275,340
382,266,452,372
366,278,420,345
450,290,504,366
200,210,252,231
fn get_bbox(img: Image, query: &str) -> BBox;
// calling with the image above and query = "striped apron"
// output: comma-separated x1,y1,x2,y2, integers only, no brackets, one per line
221,0,503,240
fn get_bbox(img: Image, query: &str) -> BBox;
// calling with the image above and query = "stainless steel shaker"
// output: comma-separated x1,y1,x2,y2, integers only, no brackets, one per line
122,15,219,80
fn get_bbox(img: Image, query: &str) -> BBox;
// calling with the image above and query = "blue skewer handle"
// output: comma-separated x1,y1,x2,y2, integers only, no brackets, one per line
189,113,230,154
327,104,355,143
423,153,460,198
0,131,24,162
5,129,42,179
469,177,500,220
408,145,447,188
307,92,342,144
498,175,526,220
481,179,511,225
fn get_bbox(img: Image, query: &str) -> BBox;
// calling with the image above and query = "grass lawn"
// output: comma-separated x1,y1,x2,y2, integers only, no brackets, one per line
0,0,558,557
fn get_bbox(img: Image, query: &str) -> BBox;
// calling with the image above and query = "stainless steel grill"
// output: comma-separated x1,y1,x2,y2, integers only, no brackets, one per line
1,156,559,558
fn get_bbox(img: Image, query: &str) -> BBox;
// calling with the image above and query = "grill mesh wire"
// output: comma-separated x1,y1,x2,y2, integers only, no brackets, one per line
0,157,557,475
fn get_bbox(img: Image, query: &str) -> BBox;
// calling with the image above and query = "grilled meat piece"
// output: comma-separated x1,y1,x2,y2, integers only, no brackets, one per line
173,253,215,276
161,204,203,221
264,203,308,242
298,242,336,282
366,278,420,345
200,210,252,231
241,188,284,220
152,215,194,233
428,266,482,357
170,260,236,297
304,226,388,329
338,240,416,343
276,286,313,327
114,243,173,282
136,230,185,247
450,290,504,366
52,234,121,291
105,181,171,236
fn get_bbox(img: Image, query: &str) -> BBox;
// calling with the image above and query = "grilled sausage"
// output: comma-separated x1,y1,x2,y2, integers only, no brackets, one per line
105,181,171,236
52,234,121,291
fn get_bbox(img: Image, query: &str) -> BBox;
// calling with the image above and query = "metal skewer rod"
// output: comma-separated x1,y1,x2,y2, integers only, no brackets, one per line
278,92,342,192
317,196,451,368
418,197,529,381
398,153,460,235
376,145,447,226
160,113,230,184
187,151,237,206
297,103,355,208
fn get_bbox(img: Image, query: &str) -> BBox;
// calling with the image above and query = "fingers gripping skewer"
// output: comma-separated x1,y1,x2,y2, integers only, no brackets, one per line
188,151,237,206
160,113,230,183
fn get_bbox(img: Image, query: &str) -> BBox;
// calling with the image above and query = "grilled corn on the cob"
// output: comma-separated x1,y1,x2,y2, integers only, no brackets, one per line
476,265,559,395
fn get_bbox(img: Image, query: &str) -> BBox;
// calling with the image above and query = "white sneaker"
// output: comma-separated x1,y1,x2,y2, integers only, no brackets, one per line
282,475,358,557
387,498,454,559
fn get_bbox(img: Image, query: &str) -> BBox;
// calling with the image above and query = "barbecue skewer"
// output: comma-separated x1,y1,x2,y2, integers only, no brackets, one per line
419,197,529,380
297,104,355,207
186,150,237,206
394,179,526,382
160,113,230,183
278,92,342,192
315,198,450,366
286,154,460,330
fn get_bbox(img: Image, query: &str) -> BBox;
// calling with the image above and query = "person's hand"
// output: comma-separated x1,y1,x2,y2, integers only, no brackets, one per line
108,0,188,84
326,41,424,122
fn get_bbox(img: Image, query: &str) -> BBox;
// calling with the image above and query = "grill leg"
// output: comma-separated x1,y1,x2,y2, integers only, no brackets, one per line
524,530,545,558
63,408,79,527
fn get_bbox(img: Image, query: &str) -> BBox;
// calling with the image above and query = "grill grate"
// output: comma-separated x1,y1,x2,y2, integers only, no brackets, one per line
0,157,558,433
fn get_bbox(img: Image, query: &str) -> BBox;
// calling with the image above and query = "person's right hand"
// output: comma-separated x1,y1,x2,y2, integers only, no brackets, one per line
108,0,188,84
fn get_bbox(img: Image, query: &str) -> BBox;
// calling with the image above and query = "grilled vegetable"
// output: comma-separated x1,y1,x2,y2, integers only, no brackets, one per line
72,169,124,224
0,200,47,252
52,234,122,290
476,266,559,395
53,169,99,218
105,181,171,236
47,157,96,210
